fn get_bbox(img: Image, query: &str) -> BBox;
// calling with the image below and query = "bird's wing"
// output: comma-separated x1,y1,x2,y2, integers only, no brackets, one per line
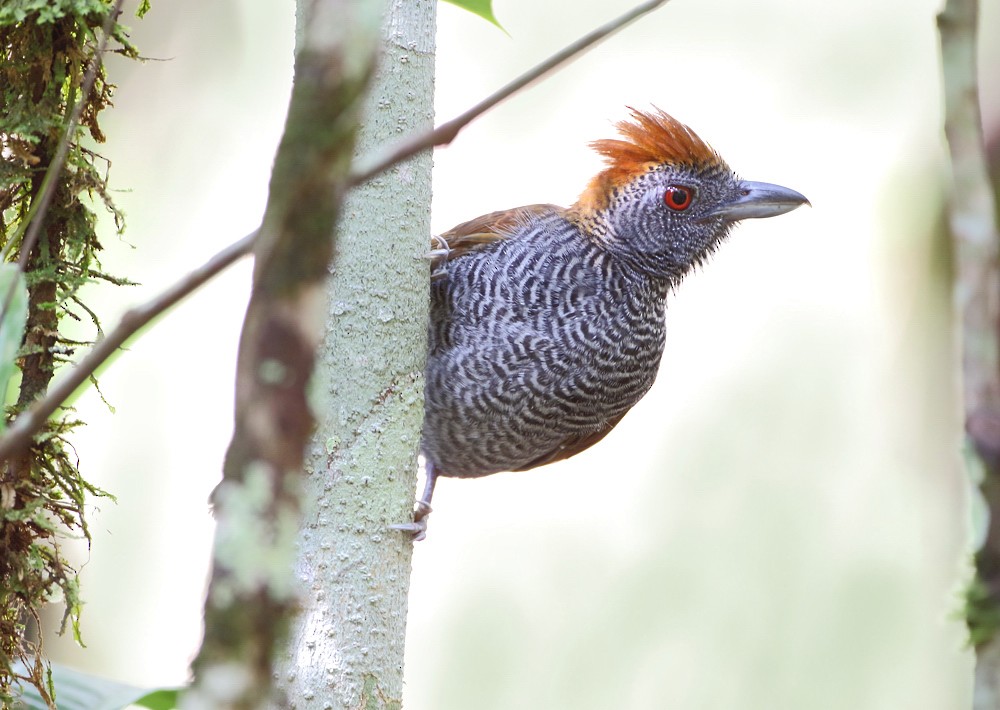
430,203,563,276
513,411,628,471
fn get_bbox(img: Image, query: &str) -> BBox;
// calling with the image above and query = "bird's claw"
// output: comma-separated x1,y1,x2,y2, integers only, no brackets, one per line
389,501,433,542
429,234,451,254
425,236,452,264
425,248,451,261
389,520,427,541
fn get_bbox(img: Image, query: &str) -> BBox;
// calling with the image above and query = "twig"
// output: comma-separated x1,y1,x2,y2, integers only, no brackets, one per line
348,0,672,185
0,0,671,463
0,231,257,462
0,0,126,322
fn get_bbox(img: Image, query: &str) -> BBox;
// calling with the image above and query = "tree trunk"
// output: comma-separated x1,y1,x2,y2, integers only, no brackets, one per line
184,1,391,707
273,1,436,708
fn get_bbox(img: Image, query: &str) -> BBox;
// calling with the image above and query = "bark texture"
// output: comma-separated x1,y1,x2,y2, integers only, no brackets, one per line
184,2,387,708
273,1,435,708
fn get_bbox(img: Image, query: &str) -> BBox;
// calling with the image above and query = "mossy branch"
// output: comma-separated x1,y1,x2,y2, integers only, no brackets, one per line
0,1,138,704
937,0,1000,706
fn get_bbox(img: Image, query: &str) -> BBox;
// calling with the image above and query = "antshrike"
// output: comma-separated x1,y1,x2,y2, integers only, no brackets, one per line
402,108,808,538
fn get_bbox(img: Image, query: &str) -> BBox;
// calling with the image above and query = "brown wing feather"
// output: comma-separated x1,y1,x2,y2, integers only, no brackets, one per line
513,412,628,471
431,204,563,275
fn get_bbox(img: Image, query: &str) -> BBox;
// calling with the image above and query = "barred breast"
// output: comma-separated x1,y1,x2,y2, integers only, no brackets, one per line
422,212,669,478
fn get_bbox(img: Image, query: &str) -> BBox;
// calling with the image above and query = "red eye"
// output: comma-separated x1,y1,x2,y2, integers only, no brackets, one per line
664,185,693,211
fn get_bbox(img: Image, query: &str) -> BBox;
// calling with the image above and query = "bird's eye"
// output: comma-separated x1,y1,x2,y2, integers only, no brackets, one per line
664,185,694,211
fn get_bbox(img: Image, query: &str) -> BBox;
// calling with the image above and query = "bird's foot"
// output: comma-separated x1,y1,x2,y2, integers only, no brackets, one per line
426,235,452,282
389,500,433,542
391,462,438,541
427,234,451,258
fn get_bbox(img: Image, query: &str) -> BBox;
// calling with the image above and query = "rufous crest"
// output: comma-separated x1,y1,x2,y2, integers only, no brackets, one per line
575,107,726,215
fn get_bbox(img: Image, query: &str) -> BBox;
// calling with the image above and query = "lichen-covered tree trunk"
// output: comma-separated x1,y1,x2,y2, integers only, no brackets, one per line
273,1,436,707
184,1,393,707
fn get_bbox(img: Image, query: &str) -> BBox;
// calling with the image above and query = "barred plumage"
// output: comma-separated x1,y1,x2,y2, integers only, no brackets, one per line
424,211,668,475
408,108,807,534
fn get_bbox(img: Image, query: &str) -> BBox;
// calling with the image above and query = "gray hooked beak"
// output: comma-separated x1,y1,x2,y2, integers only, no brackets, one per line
712,180,810,221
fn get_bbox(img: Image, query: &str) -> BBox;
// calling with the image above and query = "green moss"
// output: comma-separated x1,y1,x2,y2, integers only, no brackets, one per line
0,1,143,703
0,1,108,25
965,573,1000,648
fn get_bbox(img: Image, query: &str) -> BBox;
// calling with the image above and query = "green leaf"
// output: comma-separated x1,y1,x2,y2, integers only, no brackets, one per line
11,662,179,710
0,265,28,426
134,689,180,710
442,0,503,29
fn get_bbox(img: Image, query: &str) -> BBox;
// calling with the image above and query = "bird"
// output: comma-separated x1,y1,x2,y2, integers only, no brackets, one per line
399,107,808,538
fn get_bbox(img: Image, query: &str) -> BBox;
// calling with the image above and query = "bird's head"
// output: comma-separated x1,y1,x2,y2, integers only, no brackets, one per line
571,107,808,283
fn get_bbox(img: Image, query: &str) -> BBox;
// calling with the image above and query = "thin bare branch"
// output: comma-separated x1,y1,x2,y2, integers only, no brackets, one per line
348,0,672,185
0,231,256,462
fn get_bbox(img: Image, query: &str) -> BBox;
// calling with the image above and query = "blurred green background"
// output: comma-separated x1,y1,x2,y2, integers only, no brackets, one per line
41,0,998,707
